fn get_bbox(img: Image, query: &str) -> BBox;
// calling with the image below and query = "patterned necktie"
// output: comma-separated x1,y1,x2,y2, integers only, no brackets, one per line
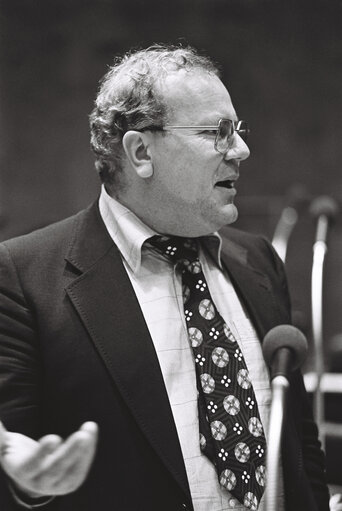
149,235,267,511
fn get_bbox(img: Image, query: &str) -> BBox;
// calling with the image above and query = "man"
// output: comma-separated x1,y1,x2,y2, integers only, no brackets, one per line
0,45,330,510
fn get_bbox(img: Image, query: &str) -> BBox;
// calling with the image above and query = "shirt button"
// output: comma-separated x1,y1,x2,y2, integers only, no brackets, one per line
181,504,188,510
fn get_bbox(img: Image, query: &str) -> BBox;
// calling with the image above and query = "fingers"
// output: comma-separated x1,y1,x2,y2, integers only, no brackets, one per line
28,422,98,495
1,422,99,497
41,424,97,473
47,424,99,494
79,422,98,435
16,435,63,477
24,423,97,477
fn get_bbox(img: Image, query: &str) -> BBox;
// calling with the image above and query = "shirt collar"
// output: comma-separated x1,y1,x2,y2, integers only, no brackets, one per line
99,185,157,273
201,233,223,269
98,184,223,272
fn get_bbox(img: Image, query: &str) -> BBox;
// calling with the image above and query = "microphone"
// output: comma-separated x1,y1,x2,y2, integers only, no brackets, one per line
285,183,312,211
272,184,311,262
309,195,339,441
263,325,308,511
309,195,339,245
309,194,339,220
263,324,308,380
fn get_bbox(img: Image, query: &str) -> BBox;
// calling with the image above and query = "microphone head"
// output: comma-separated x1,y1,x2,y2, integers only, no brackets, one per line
263,324,308,372
285,183,312,210
309,195,340,221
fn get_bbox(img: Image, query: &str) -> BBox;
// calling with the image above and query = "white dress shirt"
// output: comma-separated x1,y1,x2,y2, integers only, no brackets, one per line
99,185,285,511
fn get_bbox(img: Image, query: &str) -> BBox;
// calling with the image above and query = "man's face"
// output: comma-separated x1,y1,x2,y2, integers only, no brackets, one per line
130,70,250,237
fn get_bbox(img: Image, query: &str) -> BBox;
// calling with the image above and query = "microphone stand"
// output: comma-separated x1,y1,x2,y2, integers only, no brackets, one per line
263,328,308,511
311,214,329,448
309,196,339,448
265,347,295,511
265,375,289,511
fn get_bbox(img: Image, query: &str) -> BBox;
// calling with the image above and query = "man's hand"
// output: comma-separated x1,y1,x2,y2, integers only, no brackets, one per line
0,421,98,498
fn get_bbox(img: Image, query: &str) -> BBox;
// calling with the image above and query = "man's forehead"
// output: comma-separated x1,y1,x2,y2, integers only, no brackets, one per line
158,70,236,123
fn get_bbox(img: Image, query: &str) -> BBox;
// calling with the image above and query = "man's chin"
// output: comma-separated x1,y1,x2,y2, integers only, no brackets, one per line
222,203,238,226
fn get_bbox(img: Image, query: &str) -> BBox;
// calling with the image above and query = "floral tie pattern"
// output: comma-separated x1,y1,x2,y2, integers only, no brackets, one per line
149,235,267,510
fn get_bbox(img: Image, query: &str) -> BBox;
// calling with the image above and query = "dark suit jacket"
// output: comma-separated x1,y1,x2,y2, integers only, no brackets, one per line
0,201,329,511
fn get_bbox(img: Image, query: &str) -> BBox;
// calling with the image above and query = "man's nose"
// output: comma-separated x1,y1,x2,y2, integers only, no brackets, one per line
224,133,250,161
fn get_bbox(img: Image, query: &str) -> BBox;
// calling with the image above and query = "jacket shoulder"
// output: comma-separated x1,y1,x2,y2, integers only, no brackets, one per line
219,224,287,284
220,225,276,260
220,225,268,247
1,204,95,259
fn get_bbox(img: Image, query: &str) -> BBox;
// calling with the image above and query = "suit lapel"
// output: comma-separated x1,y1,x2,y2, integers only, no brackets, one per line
64,203,191,499
217,235,284,341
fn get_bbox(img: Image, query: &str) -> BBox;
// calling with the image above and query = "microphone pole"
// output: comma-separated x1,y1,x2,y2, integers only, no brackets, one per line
272,184,311,263
309,196,339,446
262,325,308,511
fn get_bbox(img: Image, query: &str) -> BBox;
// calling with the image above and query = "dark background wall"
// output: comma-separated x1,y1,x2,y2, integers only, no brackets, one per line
0,0,341,479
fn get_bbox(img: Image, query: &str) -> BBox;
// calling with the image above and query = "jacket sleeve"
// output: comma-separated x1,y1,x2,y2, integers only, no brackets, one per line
0,242,42,437
0,242,55,509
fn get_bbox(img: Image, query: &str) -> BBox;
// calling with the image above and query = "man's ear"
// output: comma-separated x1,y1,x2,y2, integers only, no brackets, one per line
122,130,153,179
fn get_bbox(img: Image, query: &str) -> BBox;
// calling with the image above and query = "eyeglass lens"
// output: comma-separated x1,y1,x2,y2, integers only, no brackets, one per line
216,120,249,153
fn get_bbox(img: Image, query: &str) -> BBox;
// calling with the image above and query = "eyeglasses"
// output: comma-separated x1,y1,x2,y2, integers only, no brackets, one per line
140,119,249,155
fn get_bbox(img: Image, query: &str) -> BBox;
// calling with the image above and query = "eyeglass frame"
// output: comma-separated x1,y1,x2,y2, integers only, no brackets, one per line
138,118,249,155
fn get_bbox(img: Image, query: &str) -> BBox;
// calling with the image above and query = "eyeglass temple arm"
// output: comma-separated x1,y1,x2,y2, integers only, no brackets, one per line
162,125,219,130
163,121,246,131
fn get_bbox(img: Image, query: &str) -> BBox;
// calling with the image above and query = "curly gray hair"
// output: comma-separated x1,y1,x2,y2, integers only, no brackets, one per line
89,44,220,187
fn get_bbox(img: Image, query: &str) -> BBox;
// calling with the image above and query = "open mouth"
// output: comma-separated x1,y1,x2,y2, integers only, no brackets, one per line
215,179,235,189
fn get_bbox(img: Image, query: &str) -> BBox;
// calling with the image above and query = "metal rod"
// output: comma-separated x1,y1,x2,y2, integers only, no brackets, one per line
265,375,289,511
311,215,328,448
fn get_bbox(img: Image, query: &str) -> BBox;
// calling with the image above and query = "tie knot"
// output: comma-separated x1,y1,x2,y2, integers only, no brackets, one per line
148,235,199,265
